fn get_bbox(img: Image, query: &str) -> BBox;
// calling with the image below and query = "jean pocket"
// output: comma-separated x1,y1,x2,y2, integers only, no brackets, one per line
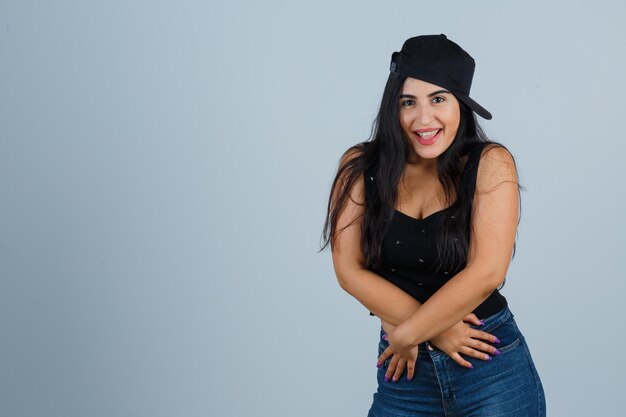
497,336,521,354
488,318,522,355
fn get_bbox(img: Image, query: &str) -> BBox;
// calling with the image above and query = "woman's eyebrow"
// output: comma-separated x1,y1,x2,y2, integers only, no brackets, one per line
399,89,451,99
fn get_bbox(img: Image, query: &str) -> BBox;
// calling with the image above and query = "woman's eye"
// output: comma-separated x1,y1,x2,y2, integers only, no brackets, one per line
432,96,445,103
401,100,414,106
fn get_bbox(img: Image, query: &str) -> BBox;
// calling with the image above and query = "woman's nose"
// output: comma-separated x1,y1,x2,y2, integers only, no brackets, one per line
415,104,435,124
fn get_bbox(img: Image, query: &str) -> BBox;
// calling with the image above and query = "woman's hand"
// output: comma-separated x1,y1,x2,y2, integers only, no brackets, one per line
377,343,419,382
429,313,501,369
376,324,419,382
376,313,500,379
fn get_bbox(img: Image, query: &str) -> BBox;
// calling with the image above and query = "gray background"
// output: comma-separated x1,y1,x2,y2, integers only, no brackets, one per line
1,1,624,416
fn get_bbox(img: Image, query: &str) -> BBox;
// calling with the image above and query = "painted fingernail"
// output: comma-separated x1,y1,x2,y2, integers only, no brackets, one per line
382,334,388,341
376,362,381,368
479,320,485,325
494,337,501,344
407,376,413,381
493,349,501,355
392,377,397,382
384,375,390,382
467,364,474,369
485,355,492,361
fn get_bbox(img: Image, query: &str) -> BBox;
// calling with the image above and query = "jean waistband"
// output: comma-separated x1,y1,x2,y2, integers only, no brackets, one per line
469,304,514,333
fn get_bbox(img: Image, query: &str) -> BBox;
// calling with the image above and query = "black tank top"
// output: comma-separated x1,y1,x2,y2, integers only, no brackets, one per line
364,142,507,320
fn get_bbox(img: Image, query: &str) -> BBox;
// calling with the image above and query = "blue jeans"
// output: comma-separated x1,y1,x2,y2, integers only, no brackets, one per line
367,306,546,416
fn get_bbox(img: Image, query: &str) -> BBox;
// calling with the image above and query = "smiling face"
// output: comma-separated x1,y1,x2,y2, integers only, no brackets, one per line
399,77,461,166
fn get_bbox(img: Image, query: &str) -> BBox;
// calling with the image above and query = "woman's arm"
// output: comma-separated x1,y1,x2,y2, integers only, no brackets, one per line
390,145,520,347
335,264,421,326
329,148,429,326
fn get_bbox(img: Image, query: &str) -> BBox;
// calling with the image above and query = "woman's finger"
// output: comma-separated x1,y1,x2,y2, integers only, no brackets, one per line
463,330,498,352
406,355,416,381
460,345,493,361
465,337,502,356
377,346,394,367
384,354,400,382
450,351,474,369
469,329,501,345
463,313,483,326
392,357,406,382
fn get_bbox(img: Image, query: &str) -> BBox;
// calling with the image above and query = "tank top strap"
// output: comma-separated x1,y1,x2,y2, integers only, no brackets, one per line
461,142,491,198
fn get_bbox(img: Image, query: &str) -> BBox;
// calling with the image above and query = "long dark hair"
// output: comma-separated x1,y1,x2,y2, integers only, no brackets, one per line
319,72,524,290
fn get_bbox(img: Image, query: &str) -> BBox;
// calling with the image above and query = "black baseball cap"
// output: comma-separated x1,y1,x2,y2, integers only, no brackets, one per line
390,34,492,120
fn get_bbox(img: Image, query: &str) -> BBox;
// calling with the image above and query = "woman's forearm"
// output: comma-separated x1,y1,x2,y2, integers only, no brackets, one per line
339,267,423,326
398,266,500,346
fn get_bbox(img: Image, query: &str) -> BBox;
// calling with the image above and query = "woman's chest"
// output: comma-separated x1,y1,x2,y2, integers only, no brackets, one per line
379,213,443,271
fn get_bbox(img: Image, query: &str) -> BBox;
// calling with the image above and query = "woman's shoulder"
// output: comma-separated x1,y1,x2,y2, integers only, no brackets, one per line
473,143,518,195
476,142,514,158
462,142,515,167
337,141,377,184
333,142,370,208
462,141,511,158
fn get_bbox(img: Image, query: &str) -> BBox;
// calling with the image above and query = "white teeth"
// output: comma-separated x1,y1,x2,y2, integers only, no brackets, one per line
417,129,440,137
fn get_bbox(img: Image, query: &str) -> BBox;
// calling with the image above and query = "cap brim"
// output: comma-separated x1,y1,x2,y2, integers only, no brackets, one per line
455,94,492,120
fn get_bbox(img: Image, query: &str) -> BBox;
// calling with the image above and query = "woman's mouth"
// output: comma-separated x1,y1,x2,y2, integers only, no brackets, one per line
415,129,442,145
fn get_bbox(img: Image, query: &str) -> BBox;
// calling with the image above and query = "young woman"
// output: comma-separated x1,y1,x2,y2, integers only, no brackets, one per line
320,34,546,416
